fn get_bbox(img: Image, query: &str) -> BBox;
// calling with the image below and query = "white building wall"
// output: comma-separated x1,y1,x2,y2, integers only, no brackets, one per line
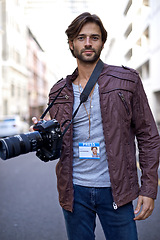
1,0,29,120
105,0,160,125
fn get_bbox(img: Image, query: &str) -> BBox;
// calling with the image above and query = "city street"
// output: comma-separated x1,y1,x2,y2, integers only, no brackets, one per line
0,152,159,240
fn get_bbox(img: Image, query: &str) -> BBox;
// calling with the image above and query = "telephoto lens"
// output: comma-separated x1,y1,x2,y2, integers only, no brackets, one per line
0,119,62,161
0,131,43,160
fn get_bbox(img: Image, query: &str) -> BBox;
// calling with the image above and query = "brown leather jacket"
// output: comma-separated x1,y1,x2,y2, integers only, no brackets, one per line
49,63,160,212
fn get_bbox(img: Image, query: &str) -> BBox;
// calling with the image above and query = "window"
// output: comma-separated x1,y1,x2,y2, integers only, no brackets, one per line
143,60,150,79
135,26,150,52
124,23,132,38
154,91,160,126
141,26,150,48
136,38,141,46
137,60,150,79
3,100,8,115
143,26,149,42
11,83,15,97
125,49,132,61
124,0,132,15
143,0,149,7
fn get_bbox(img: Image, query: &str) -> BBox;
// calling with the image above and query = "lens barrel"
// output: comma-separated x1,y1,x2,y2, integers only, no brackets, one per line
0,131,43,160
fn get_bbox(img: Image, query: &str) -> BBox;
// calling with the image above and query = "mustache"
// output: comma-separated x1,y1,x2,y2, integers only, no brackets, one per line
81,48,96,53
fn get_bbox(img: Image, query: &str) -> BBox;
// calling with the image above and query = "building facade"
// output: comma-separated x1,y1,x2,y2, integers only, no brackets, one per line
27,28,50,123
0,0,56,123
105,0,160,127
0,0,29,120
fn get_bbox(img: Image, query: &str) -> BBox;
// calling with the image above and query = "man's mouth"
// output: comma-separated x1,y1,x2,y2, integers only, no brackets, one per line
84,51,93,54
82,49,95,55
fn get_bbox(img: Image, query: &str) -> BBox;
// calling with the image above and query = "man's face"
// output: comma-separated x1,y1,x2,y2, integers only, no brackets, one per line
69,22,104,63
92,147,97,155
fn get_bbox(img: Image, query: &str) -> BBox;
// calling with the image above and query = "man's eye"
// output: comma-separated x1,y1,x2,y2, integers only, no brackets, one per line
92,36,99,40
77,36,84,41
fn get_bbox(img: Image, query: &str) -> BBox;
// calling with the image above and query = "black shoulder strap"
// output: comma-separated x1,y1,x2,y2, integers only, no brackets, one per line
80,59,104,103
39,59,104,137
62,59,104,136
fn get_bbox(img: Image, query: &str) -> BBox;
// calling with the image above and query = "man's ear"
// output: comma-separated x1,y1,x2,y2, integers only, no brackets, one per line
69,40,74,50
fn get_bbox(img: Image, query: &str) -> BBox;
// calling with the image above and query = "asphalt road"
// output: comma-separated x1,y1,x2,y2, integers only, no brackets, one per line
0,152,159,240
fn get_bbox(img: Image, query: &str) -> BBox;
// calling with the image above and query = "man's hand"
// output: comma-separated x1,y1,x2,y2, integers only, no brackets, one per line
134,195,154,220
29,117,38,132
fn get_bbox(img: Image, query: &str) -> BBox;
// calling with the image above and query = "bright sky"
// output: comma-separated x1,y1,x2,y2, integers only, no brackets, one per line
25,0,124,78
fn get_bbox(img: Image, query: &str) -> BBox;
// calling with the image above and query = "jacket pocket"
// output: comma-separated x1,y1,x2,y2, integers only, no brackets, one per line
101,88,132,122
49,94,71,104
118,92,130,116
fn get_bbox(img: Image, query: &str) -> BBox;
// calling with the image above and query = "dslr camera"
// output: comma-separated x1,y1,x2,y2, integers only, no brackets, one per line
0,119,62,161
0,84,69,162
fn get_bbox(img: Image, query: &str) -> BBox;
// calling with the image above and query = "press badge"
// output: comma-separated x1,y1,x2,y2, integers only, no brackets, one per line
79,142,100,159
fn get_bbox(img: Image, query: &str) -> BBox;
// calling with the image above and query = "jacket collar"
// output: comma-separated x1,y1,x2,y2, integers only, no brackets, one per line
66,68,78,90
65,62,109,90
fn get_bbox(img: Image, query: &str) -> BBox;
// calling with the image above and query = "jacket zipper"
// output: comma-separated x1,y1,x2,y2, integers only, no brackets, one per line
118,92,130,115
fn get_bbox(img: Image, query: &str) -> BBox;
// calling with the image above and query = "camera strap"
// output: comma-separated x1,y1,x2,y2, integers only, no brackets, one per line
39,59,104,137
79,59,104,104
62,59,104,137
40,82,67,120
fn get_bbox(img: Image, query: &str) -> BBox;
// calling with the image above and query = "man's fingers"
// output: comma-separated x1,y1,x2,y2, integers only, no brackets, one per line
32,117,38,124
134,205,153,220
134,195,143,215
134,196,154,221
29,117,38,132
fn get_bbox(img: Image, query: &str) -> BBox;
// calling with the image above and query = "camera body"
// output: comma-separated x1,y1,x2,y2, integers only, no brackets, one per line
33,119,62,161
0,119,62,161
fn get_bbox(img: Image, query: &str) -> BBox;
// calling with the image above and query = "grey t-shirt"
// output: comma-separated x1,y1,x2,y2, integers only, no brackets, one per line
72,83,111,187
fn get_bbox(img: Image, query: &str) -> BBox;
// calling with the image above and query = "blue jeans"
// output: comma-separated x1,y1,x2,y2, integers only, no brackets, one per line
62,185,138,240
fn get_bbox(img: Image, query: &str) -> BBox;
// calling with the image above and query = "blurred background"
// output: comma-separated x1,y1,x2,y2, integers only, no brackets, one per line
0,0,160,128
0,1,160,240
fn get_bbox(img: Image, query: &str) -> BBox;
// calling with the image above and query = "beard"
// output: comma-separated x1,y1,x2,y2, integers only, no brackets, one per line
72,44,103,64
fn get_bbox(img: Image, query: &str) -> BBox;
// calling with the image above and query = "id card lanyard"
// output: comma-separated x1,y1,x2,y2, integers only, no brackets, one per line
78,84,93,139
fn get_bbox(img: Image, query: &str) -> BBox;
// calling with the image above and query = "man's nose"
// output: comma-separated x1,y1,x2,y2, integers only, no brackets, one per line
85,36,92,47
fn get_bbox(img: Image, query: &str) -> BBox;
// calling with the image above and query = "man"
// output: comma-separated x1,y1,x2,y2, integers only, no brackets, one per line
33,12,160,240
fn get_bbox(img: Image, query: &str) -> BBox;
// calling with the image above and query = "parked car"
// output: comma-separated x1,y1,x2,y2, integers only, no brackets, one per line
0,115,29,138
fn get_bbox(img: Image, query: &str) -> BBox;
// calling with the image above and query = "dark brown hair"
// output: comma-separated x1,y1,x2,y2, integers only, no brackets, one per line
91,147,98,150
65,12,107,56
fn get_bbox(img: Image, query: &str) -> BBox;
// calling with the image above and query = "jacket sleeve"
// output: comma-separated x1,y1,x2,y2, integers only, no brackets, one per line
132,74,160,199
